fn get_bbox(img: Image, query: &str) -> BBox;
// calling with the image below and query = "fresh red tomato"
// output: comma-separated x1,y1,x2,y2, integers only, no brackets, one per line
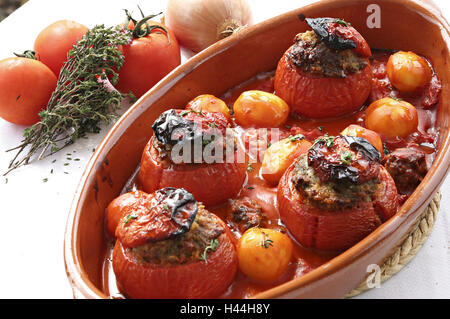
116,20,181,98
34,20,88,76
0,57,57,125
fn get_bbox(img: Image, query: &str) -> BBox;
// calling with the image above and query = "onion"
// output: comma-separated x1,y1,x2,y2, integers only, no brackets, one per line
165,0,253,52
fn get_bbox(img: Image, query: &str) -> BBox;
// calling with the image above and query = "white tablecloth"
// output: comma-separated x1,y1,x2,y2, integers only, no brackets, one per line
0,0,448,299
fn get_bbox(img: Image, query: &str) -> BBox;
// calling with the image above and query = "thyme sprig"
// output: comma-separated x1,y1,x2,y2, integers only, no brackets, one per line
200,238,219,263
5,25,133,175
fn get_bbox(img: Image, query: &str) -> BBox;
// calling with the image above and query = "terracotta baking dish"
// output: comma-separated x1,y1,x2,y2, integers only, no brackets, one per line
64,0,450,298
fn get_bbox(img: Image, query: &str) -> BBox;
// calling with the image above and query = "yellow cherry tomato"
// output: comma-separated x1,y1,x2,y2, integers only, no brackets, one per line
237,227,293,282
186,94,231,120
233,90,290,128
365,97,418,139
386,51,432,93
261,135,312,185
340,124,384,156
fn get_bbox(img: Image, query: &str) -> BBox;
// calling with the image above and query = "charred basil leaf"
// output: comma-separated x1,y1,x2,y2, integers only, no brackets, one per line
305,17,357,51
152,109,202,146
158,187,198,236
342,135,381,162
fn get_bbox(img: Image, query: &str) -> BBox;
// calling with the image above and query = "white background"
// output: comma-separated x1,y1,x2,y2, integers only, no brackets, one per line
0,0,448,299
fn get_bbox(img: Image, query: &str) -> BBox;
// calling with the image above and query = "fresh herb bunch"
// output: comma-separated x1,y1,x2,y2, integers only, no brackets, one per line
5,25,133,174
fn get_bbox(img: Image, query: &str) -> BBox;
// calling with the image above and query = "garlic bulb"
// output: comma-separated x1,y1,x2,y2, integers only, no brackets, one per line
165,0,253,53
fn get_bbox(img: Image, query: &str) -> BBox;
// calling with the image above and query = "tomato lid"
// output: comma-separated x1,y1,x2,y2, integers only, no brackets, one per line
116,187,198,248
305,17,372,57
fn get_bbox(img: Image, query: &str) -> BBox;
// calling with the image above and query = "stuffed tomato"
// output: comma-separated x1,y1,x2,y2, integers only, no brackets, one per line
138,108,246,206
274,17,372,119
111,187,238,299
277,135,398,251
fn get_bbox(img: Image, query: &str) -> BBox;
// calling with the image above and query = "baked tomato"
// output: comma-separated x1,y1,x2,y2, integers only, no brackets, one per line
277,161,398,251
112,188,238,298
34,20,88,76
274,17,372,119
274,55,372,119
138,136,246,206
116,18,181,98
0,57,57,125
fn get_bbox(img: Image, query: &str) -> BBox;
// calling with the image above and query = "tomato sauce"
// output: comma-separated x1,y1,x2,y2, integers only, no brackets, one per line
100,50,440,299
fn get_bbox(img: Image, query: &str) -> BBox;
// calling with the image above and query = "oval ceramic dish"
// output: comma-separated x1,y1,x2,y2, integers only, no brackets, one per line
64,0,450,298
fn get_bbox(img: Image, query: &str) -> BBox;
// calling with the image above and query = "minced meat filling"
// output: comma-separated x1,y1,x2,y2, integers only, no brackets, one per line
287,31,368,78
130,206,224,266
292,154,380,210
229,197,265,233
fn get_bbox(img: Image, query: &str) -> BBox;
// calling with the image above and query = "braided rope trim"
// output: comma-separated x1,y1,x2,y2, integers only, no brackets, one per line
345,191,441,298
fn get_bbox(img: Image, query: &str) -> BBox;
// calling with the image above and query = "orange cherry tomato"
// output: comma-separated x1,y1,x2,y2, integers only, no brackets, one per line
0,57,57,125
34,20,88,76
340,124,383,156
237,227,293,282
386,51,432,93
261,136,312,185
186,94,231,120
233,90,290,128
365,97,418,138
116,21,181,98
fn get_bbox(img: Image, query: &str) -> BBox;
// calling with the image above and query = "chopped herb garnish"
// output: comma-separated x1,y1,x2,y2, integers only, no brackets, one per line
200,238,219,262
64,163,69,166
383,143,390,155
340,151,353,165
333,18,351,26
209,122,218,128
247,162,254,172
390,96,402,101
247,186,255,190
43,178,48,183
163,204,169,211
180,110,189,117
267,142,272,147
318,126,323,131
260,231,274,249
123,213,138,225
285,125,291,129
287,134,305,142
